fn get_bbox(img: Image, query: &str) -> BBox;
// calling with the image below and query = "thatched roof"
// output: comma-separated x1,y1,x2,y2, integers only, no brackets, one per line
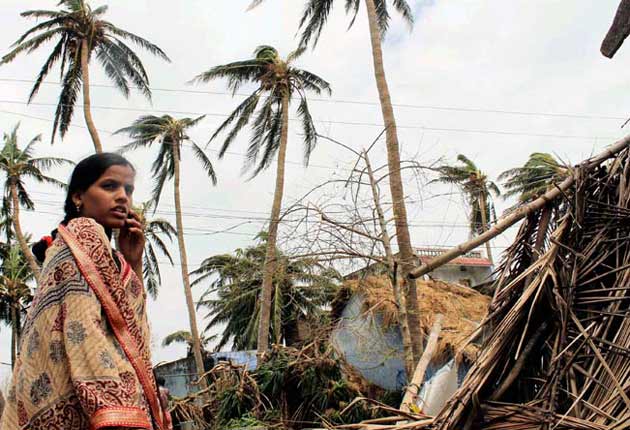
333,276,491,363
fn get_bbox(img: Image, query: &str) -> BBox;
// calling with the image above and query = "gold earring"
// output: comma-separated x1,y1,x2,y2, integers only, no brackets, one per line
75,202,82,213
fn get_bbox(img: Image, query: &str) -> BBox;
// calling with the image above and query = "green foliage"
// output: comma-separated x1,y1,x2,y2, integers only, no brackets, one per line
0,244,34,340
191,45,331,176
434,154,500,235
223,414,269,430
135,200,176,299
191,235,340,351
498,153,569,203
1,0,170,143
206,346,398,430
0,123,72,210
249,0,413,48
115,114,216,208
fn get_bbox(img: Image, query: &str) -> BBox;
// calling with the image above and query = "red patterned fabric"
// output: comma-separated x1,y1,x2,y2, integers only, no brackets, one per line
0,218,165,430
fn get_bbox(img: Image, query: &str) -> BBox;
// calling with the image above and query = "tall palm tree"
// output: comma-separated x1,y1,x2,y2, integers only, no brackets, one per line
115,114,217,390
249,0,424,362
499,153,568,252
0,244,34,368
191,45,331,356
1,0,170,152
0,124,73,281
134,200,176,300
435,154,500,264
191,235,338,351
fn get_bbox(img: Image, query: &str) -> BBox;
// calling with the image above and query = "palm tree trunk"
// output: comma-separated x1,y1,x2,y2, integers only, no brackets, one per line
10,303,17,369
10,183,41,281
364,150,414,376
80,39,103,153
172,141,207,391
257,93,290,357
364,0,423,362
479,192,494,265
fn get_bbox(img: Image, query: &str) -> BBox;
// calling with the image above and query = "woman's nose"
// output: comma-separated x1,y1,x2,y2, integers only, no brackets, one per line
115,188,129,202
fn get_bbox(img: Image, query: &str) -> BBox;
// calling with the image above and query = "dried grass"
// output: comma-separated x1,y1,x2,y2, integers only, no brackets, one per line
336,276,490,363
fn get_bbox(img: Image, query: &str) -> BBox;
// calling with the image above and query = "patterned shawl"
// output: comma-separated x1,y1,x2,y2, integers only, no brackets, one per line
0,217,165,430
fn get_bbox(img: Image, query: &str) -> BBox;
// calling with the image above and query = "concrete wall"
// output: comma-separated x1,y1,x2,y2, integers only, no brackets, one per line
154,356,198,398
331,294,407,391
155,351,257,398
430,265,492,287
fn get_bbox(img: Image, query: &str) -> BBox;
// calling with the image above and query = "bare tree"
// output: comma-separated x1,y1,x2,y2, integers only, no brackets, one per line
277,131,438,375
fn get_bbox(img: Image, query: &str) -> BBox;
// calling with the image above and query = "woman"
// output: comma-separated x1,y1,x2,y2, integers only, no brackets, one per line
0,153,168,430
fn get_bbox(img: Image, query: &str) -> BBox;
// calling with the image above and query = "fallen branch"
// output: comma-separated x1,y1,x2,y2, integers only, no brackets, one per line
400,314,444,413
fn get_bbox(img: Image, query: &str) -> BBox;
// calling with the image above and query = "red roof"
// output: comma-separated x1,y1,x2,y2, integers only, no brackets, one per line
415,248,493,268
419,255,493,267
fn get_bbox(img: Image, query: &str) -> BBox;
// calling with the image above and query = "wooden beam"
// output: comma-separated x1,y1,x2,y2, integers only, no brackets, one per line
400,314,444,413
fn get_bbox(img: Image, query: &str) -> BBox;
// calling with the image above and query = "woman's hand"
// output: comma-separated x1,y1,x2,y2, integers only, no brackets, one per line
118,209,145,273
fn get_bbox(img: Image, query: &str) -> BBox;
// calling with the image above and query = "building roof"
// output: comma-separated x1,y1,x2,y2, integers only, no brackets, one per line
415,247,493,268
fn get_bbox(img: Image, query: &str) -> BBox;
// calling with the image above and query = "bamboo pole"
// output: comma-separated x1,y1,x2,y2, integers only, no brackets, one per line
400,314,444,413
408,135,630,280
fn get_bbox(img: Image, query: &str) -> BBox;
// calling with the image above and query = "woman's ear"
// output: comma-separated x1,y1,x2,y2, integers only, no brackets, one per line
71,193,82,209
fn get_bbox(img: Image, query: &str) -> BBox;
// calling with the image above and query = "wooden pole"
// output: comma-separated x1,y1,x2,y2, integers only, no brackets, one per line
400,314,444,413
408,134,630,280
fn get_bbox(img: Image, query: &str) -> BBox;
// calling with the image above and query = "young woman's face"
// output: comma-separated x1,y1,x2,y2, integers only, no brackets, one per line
73,165,136,229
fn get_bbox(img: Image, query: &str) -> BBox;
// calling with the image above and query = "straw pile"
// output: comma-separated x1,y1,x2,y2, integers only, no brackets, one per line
334,276,491,363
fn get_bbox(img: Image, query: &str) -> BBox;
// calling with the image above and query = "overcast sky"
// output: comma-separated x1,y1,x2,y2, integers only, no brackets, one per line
1,0,629,384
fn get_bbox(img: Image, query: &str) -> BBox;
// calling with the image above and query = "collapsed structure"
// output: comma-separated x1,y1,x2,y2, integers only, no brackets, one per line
348,137,630,429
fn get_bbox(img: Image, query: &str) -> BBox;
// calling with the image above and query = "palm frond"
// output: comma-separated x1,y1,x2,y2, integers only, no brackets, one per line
100,22,170,61
190,141,217,185
51,59,82,143
298,0,336,48
297,96,317,166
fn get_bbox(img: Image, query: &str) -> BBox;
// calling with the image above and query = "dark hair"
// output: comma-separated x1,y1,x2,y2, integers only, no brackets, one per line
156,376,166,387
32,153,135,263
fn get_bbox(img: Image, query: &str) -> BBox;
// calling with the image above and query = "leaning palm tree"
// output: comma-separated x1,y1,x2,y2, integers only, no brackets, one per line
0,124,73,280
191,235,338,351
0,244,34,368
162,330,214,356
1,0,170,152
499,153,569,252
134,200,176,300
191,45,331,356
115,114,216,390
248,0,424,363
435,154,500,264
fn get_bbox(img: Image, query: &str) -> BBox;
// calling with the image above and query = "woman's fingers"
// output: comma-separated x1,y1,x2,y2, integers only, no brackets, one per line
125,218,143,230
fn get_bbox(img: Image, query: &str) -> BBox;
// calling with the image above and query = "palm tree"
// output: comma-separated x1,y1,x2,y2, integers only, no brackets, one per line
1,0,170,152
162,330,214,356
115,114,217,391
191,45,331,356
134,200,176,300
499,153,568,252
191,235,338,351
0,244,34,368
435,154,501,264
0,124,73,281
249,0,423,362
